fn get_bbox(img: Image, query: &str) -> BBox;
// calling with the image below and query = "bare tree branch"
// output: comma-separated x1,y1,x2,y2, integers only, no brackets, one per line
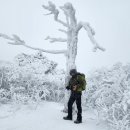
0,33,14,40
23,44,67,54
0,33,25,45
0,34,67,54
56,19,68,27
42,1,68,27
44,12,53,15
58,29,67,34
76,22,105,52
45,36,67,43
65,15,69,26
60,6,70,27
60,3,77,27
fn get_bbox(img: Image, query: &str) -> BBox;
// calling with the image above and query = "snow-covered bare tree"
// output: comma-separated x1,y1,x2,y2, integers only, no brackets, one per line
0,1,105,111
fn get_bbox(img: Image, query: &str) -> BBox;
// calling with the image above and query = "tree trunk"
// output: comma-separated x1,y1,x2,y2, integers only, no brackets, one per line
63,28,78,112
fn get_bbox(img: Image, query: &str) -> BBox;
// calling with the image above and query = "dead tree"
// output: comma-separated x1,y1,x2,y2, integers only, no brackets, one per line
0,1,105,111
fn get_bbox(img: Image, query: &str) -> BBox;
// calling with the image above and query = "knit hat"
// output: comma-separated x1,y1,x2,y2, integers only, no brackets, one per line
70,69,77,76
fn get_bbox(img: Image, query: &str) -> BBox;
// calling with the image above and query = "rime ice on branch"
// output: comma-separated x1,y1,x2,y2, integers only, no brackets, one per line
0,33,66,54
0,1,105,111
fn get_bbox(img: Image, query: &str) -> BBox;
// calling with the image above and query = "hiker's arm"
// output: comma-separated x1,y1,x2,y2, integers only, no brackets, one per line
66,86,70,90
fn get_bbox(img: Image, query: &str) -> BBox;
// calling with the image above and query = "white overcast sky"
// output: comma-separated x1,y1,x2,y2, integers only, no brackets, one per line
0,0,130,74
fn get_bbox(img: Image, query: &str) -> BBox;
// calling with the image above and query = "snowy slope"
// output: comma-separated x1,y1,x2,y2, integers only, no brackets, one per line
0,102,108,130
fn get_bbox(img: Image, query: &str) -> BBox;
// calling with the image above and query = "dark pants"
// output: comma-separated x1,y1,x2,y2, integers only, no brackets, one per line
68,91,82,121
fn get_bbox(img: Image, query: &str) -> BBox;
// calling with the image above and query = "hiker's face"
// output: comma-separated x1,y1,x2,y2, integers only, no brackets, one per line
70,72,75,76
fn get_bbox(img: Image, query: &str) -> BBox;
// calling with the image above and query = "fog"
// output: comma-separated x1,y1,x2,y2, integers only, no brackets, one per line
0,0,130,74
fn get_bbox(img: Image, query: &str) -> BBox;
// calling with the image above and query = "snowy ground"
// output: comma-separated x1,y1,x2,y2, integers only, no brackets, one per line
0,102,108,130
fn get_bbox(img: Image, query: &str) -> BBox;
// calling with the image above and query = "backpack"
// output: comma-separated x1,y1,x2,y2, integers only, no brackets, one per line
77,73,87,91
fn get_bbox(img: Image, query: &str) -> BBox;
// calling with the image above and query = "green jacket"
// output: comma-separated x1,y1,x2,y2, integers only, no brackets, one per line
68,73,86,92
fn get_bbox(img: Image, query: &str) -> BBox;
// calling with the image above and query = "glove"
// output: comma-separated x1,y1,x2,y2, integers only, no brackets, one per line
66,86,70,90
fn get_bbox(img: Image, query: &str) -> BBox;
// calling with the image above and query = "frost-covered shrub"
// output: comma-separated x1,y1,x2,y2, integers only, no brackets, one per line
85,62,130,130
0,89,11,103
0,52,65,104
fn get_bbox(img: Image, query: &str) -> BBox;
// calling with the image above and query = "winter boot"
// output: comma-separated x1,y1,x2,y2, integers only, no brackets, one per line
63,116,72,120
74,119,82,124
74,117,82,124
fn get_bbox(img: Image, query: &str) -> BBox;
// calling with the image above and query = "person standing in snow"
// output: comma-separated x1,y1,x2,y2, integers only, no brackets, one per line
63,69,86,124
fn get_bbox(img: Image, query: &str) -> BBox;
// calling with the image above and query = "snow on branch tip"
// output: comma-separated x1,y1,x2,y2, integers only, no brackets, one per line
45,36,67,43
0,33,25,45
